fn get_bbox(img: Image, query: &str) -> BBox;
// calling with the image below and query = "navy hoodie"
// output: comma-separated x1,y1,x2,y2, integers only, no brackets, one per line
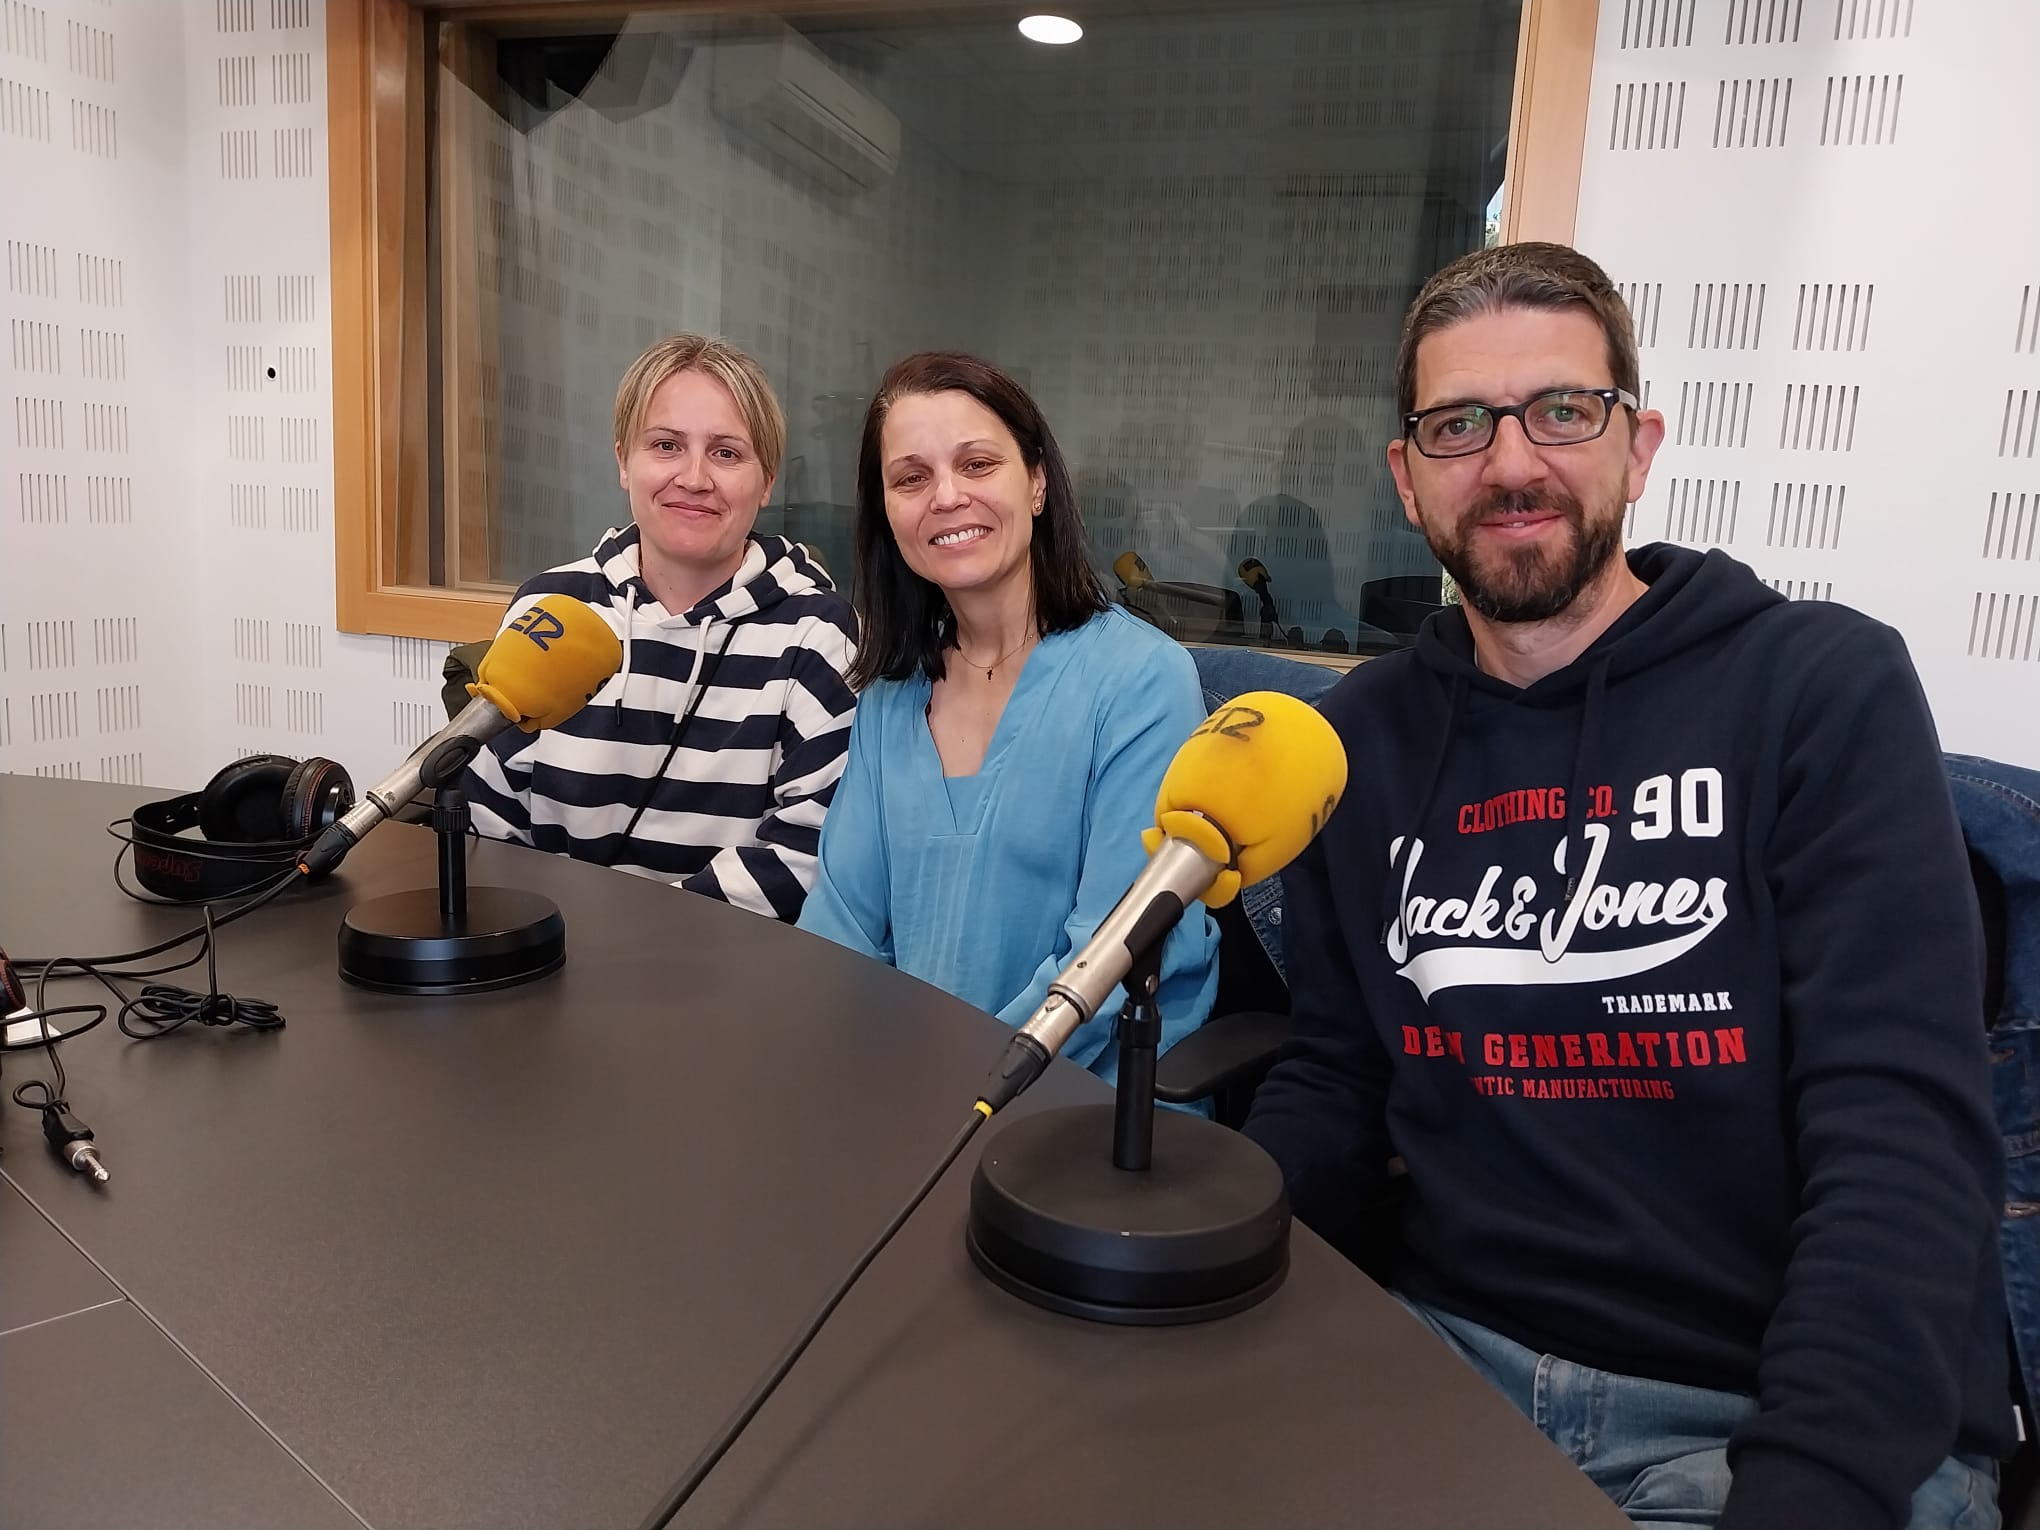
1247,545,2010,1529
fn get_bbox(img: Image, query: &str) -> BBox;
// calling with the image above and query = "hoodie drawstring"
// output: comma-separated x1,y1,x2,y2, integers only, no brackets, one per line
613,585,640,725
1379,671,1469,947
674,614,714,734
1555,657,1611,929
599,616,736,869
1375,655,1607,955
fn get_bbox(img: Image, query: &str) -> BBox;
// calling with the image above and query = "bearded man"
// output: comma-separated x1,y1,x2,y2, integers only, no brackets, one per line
1247,242,2010,1530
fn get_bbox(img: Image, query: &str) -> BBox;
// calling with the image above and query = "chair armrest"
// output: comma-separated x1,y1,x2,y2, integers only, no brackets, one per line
1153,1010,1291,1104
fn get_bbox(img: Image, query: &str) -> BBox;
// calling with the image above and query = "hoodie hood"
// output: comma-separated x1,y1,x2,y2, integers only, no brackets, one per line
1414,544,1785,702
586,525,839,721
1384,544,1789,939
589,524,836,627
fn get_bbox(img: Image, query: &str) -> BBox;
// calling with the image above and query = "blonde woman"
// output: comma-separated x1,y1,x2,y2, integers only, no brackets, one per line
464,334,859,922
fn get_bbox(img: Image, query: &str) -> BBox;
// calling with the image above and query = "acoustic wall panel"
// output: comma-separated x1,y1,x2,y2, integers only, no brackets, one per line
0,0,197,788
4,1,450,794
181,0,449,788
1576,0,2040,763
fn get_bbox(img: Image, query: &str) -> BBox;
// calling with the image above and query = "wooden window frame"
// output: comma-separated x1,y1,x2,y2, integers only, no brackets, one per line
327,0,1602,643
1502,0,1599,246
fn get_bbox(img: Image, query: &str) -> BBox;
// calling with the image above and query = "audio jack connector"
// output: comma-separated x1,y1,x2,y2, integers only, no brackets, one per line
40,1100,108,1183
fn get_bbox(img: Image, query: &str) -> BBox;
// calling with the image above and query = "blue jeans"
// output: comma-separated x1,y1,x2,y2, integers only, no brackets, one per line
1945,753,2040,1424
1397,1295,1999,1529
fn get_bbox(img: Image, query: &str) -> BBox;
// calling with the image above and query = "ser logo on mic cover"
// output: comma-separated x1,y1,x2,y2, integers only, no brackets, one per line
507,606,567,651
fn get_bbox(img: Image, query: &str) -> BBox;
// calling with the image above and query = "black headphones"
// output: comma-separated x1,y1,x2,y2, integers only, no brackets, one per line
126,754,356,902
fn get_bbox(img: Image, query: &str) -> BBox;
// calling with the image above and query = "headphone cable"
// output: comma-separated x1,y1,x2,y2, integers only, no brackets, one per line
15,849,299,977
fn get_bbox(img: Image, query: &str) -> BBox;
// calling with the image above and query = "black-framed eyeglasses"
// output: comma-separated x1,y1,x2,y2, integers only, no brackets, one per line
1403,387,1640,459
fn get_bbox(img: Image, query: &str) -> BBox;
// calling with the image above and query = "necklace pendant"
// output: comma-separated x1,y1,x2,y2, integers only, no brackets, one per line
986,665,994,681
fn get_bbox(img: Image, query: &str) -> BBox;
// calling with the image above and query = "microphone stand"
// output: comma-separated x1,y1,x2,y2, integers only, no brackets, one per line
432,783,473,929
1110,945,1164,1172
965,939,1291,1326
335,753,566,995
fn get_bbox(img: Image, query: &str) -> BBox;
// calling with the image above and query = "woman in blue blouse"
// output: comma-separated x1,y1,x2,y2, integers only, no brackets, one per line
797,352,1219,1083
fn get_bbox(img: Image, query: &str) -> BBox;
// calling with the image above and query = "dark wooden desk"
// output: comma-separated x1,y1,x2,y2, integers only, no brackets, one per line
0,776,1627,1529
1,1181,361,1529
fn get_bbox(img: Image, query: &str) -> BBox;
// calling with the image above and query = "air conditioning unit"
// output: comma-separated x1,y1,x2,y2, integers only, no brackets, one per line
711,22,901,191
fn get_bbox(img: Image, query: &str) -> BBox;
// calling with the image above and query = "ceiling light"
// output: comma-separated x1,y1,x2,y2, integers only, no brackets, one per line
1018,15,1083,45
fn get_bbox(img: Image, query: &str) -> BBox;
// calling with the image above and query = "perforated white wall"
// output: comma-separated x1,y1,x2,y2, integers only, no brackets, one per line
1,0,200,788
179,0,451,788
1,0,450,799
8,0,2035,792
1577,0,2040,765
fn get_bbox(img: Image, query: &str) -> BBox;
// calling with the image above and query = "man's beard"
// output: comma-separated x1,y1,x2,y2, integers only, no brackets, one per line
1418,486,1625,625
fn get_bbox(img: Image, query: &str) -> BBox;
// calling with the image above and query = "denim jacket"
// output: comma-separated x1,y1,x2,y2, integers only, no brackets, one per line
1946,752,2040,1427
1186,644,1340,983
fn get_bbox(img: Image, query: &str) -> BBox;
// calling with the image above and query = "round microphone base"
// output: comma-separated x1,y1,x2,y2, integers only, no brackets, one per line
338,887,565,996
965,1105,1289,1326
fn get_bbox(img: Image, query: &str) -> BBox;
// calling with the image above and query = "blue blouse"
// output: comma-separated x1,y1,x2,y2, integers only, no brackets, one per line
797,607,1220,1084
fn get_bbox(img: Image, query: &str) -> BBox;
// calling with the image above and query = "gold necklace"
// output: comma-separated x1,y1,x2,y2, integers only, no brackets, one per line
955,631,1034,682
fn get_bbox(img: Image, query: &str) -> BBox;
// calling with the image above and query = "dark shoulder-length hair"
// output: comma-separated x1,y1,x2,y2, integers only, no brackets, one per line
848,351,1109,689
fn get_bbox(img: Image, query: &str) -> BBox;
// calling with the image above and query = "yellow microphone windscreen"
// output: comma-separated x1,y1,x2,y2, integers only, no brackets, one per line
470,595,623,732
1141,690,1348,907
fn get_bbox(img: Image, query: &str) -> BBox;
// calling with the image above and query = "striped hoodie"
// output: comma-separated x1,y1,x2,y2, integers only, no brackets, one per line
462,525,858,922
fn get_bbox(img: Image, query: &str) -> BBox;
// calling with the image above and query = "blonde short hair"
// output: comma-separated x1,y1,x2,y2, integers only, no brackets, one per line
611,333,787,484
